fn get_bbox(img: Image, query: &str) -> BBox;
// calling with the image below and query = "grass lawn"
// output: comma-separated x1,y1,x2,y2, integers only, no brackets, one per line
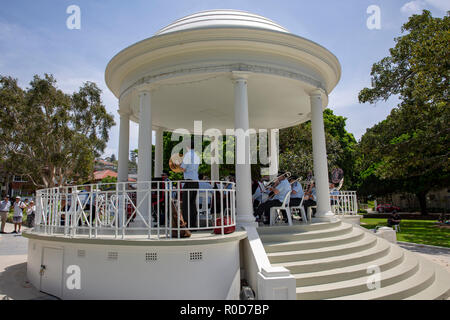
360,218,450,248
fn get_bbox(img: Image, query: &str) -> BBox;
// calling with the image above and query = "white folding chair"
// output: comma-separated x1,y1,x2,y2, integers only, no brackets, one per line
269,191,293,226
290,196,308,224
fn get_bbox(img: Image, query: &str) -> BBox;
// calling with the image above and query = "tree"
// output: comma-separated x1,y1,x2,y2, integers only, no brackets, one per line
357,11,450,214
279,109,356,188
0,74,115,188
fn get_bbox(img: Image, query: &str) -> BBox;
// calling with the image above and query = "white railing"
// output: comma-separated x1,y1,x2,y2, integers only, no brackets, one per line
34,180,236,239
330,191,358,215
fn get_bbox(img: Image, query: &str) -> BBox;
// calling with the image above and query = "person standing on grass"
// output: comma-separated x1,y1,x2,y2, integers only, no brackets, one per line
0,195,11,234
12,196,26,234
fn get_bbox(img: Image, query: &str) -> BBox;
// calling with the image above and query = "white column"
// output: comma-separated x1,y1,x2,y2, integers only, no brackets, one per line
154,127,164,178
233,73,256,226
136,89,152,226
211,135,220,181
268,129,279,180
117,112,130,183
310,89,334,220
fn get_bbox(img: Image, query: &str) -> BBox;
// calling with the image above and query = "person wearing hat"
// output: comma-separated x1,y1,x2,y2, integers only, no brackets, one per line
26,200,36,228
12,196,26,234
0,195,11,234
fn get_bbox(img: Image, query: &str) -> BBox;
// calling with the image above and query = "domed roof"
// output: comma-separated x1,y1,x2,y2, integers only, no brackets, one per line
155,9,289,35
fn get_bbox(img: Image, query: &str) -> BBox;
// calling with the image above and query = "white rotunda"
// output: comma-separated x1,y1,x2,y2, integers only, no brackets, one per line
24,10,450,300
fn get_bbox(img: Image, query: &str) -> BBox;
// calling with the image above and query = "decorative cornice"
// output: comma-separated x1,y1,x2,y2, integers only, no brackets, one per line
119,63,326,100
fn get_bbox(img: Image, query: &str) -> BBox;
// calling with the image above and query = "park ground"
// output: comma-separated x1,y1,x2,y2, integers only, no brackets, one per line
0,219,448,300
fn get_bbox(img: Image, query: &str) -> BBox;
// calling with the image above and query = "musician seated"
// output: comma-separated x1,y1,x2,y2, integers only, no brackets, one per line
255,172,291,224
289,176,304,208
198,173,213,210
330,183,340,206
252,178,266,216
303,182,317,217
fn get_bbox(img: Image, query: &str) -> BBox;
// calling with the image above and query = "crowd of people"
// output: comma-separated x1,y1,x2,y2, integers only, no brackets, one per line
0,195,36,234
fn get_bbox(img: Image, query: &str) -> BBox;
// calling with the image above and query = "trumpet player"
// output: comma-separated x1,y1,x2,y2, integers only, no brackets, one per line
255,172,291,224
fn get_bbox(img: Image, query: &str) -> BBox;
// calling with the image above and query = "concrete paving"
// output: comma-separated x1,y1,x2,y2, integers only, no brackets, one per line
397,241,450,273
0,223,55,300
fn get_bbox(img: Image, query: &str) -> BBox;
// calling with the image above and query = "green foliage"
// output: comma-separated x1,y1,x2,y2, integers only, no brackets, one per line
0,74,115,188
356,11,450,214
279,108,356,188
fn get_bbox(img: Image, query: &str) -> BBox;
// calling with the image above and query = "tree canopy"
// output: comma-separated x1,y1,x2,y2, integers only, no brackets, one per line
0,74,115,188
357,10,450,214
279,108,357,188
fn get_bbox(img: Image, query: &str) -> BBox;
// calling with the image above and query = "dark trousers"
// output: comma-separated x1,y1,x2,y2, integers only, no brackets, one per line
255,200,282,224
253,200,261,217
289,198,302,207
303,199,317,217
181,181,199,228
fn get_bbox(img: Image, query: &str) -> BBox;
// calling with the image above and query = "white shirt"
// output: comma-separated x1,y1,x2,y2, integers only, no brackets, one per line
0,200,11,212
181,149,200,180
13,201,25,217
26,205,36,215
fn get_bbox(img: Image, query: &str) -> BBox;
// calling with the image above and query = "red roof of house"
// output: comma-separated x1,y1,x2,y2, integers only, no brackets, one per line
94,170,117,180
93,170,136,182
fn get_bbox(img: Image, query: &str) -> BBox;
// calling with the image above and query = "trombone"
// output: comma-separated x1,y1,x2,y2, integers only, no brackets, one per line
264,172,291,188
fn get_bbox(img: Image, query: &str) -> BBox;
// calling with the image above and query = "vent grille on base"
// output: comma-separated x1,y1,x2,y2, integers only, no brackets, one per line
190,252,203,261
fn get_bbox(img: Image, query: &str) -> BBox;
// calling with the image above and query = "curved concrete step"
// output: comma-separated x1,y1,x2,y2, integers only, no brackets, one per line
293,244,406,287
296,249,420,300
405,258,450,300
272,239,391,273
267,233,377,264
331,256,436,300
257,220,342,235
263,227,365,253
260,222,353,243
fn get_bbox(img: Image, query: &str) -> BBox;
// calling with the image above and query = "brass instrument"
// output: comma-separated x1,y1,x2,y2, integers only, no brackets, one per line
289,177,303,185
169,153,184,173
264,172,291,188
263,172,292,202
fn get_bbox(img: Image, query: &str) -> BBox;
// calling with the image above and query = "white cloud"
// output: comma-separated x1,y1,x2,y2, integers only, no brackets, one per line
401,0,450,15
401,1,427,15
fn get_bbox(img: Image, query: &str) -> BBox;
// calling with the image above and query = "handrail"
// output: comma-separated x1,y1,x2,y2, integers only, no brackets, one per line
33,180,236,239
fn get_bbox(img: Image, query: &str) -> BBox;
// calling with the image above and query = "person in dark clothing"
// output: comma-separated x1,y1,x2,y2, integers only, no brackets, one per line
387,210,401,227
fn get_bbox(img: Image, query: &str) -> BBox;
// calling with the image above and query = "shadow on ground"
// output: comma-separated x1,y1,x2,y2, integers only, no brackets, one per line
0,262,56,300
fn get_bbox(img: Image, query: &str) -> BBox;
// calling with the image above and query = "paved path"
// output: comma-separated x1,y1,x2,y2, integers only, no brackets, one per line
0,222,448,300
0,223,54,300
397,241,450,273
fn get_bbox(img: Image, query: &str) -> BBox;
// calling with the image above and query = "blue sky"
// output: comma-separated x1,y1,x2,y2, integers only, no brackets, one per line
1,0,448,158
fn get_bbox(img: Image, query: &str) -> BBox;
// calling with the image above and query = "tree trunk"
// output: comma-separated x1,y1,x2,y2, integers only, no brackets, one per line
416,191,428,216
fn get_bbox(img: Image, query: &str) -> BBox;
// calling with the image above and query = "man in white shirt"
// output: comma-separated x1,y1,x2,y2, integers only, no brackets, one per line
289,176,304,207
180,139,200,227
12,196,26,234
0,195,11,234
255,173,291,224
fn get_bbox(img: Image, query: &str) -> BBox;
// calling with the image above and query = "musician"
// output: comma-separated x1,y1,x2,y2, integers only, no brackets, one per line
330,183,340,206
289,176,304,207
180,139,200,227
255,172,291,224
303,182,317,217
252,178,266,215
